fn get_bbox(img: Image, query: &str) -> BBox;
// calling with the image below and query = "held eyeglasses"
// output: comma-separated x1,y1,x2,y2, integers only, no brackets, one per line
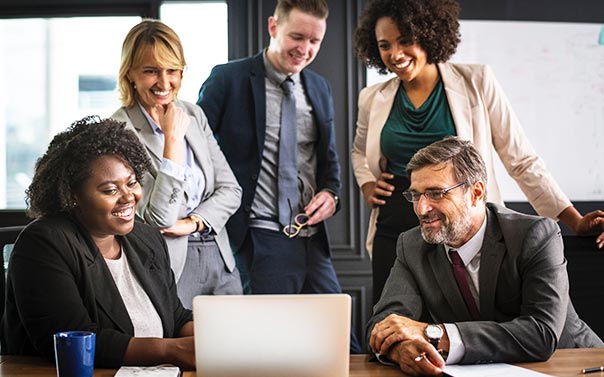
283,188,315,238
402,182,466,203
283,212,311,238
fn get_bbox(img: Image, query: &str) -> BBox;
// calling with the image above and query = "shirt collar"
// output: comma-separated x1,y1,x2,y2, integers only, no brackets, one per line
136,100,162,135
262,49,301,87
445,213,487,266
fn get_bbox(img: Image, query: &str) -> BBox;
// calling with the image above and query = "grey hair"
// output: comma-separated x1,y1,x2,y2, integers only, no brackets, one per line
406,137,487,201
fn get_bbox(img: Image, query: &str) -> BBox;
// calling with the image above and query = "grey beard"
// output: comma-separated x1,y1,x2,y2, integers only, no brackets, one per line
420,207,473,245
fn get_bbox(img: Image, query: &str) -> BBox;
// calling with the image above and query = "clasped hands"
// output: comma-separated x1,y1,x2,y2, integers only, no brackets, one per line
370,314,447,376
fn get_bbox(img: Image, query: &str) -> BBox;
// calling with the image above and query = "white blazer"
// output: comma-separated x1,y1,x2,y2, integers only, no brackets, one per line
352,63,570,256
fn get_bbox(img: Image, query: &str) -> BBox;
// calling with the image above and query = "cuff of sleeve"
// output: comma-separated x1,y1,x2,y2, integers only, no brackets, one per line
160,157,185,180
321,189,340,210
443,323,465,365
200,216,213,235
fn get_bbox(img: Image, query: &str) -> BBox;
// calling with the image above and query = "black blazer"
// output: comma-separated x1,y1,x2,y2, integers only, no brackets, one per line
0,214,192,368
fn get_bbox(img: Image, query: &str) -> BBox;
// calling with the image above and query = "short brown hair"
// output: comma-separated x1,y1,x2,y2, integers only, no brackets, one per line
407,137,487,201
274,0,329,20
354,0,461,74
118,19,186,107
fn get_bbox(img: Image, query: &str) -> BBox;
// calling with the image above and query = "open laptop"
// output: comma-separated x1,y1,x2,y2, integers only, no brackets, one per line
193,294,351,377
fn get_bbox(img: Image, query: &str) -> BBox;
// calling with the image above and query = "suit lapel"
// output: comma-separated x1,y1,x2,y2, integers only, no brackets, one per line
478,208,505,320
85,238,134,334
250,54,267,155
181,103,210,199
429,244,473,320
367,78,399,172
120,235,171,335
125,105,164,162
439,63,473,143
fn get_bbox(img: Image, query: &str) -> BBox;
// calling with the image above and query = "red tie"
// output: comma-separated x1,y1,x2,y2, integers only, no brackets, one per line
449,249,480,320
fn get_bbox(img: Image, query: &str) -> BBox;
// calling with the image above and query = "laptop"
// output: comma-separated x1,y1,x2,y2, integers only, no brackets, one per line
193,294,351,377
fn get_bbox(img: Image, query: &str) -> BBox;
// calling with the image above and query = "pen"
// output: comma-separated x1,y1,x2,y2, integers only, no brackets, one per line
581,366,604,374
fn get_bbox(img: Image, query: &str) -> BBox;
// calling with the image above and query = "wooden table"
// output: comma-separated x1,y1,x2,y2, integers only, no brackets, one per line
1,349,603,376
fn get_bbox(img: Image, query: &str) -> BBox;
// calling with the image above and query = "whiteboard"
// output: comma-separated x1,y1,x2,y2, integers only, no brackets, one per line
451,20,604,201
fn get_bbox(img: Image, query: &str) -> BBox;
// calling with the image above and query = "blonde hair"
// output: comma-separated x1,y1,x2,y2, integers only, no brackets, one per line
118,19,186,107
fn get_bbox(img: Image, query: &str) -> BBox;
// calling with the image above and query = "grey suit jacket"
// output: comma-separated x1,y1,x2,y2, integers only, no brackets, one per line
367,203,602,364
112,100,242,280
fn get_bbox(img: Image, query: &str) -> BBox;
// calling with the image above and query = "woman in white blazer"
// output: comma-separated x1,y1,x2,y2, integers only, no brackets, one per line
112,20,243,308
352,0,604,304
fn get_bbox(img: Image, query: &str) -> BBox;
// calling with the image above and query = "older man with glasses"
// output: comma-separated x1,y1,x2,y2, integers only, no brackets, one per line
366,136,603,376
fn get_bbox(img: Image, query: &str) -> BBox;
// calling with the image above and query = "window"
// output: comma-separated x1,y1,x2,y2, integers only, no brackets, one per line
0,16,139,209
160,2,228,103
0,1,228,209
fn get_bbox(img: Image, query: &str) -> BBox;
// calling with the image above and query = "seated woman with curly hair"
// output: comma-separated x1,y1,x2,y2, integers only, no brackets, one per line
0,116,195,369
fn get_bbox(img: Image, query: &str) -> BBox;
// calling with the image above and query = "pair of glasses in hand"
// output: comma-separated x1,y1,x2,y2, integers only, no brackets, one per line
283,212,310,238
282,191,315,238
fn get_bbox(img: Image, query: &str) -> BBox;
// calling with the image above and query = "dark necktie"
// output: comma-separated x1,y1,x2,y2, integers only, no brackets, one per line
277,78,299,227
449,249,480,320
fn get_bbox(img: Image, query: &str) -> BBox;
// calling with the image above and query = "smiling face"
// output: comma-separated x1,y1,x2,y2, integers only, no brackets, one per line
375,16,431,84
74,155,142,245
127,45,182,113
409,163,485,248
266,8,326,76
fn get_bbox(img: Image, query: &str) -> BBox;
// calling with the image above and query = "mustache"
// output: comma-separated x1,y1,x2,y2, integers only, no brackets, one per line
419,211,444,223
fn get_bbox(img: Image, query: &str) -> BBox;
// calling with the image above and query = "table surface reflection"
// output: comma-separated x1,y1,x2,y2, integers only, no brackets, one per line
1,349,603,376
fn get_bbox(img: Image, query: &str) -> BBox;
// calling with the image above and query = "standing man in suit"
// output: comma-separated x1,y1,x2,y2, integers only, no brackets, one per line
197,0,342,297
367,137,603,376
198,0,361,353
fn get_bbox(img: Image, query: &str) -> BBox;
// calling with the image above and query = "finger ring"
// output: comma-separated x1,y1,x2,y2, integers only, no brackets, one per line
414,352,427,362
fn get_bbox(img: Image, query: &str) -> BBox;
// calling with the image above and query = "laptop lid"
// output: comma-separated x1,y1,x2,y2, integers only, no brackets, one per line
193,294,351,377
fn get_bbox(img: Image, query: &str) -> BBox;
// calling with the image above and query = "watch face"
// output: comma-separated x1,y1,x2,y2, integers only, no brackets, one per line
425,324,443,338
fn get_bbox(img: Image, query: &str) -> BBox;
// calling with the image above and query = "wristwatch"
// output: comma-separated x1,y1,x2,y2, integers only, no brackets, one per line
323,189,339,207
424,324,443,349
189,214,202,233
332,193,339,207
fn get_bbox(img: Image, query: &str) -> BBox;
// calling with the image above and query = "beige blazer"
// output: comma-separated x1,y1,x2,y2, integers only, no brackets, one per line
352,63,570,256
112,100,242,280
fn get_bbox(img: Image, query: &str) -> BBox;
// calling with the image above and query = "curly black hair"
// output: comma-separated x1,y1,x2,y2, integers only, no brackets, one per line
354,0,461,74
26,116,151,218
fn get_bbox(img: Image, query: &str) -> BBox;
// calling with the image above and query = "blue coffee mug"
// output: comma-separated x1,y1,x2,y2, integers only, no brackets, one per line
53,331,96,377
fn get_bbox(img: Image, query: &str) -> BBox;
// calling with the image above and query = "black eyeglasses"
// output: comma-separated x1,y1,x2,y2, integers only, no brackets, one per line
402,182,466,203
282,188,314,238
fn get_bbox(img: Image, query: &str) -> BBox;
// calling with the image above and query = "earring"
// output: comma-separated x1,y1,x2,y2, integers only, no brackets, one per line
131,82,136,89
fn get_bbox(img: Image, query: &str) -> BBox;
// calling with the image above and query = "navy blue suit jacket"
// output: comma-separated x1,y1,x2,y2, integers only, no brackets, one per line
197,52,341,250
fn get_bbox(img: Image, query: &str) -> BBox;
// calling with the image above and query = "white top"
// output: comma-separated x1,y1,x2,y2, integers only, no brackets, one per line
105,249,164,338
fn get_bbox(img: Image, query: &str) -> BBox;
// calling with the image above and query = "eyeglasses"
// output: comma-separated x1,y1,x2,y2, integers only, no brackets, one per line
282,188,314,238
283,212,311,238
402,182,466,203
